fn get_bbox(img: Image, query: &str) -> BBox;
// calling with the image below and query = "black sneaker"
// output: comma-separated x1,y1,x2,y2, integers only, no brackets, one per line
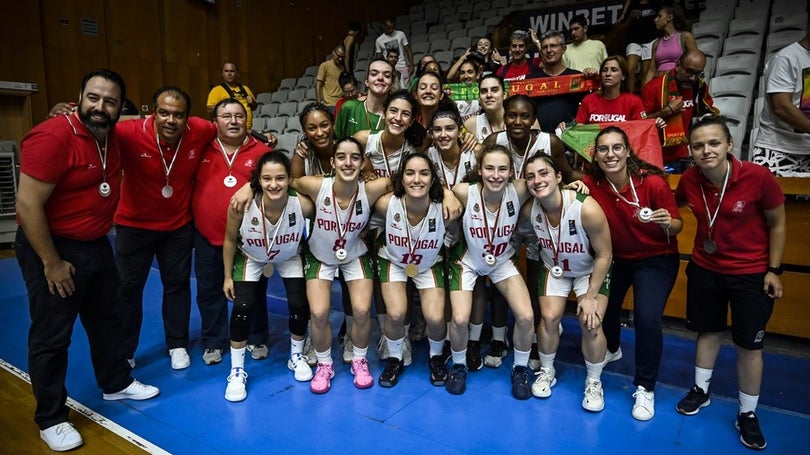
446,364,468,395
484,340,508,368
736,411,767,450
429,355,448,386
676,385,711,415
379,358,404,388
467,340,483,371
511,365,531,400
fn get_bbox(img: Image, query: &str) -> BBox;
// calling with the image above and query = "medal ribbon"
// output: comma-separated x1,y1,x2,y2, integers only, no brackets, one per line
540,190,566,268
217,136,246,176
381,133,406,178
606,173,642,210
700,159,731,241
507,132,535,179
260,195,288,261
479,185,504,259
332,182,360,245
155,131,183,187
67,114,108,186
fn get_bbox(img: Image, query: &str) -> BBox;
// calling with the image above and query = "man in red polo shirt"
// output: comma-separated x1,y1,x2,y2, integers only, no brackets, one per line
674,116,785,450
497,30,542,82
16,69,159,452
115,87,217,370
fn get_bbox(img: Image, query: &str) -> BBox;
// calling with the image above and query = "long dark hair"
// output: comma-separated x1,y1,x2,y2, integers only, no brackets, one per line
392,153,444,202
383,89,426,147
590,126,665,182
250,151,291,193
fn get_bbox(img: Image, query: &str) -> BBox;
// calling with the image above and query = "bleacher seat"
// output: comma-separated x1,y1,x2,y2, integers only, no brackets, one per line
430,38,451,53
483,15,502,28
473,1,492,19
434,50,454,68
448,29,467,40
278,78,296,91
451,37,471,54
285,117,303,134
752,95,765,129
277,101,298,117
276,133,299,158
765,30,805,57
256,92,273,105
303,66,318,77
709,74,756,98
257,104,278,118
305,88,317,101
446,22,466,33
269,91,288,104
295,76,314,89
696,37,722,60
722,35,763,56
770,12,809,34
265,117,286,134
692,20,728,41
726,116,748,158
712,95,751,125
772,0,803,15
467,25,489,40
251,117,267,132
727,16,767,38
428,30,447,41
286,88,308,102
411,41,430,56
714,54,759,77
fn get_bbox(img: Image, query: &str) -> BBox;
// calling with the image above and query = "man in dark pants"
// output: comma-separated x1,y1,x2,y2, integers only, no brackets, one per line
15,68,159,452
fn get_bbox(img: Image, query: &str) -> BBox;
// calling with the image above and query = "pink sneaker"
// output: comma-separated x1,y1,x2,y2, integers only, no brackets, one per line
310,363,335,394
350,357,374,389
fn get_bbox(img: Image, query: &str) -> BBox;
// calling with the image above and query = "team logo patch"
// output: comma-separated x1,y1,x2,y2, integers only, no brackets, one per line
324,196,331,206
507,201,514,217
568,220,577,235
394,213,401,222
251,217,259,226
754,330,765,343
188,149,196,160
244,159,254,168
465,161,471,172
429,218,436,232
289,212,296,226
473,202,480,212
536,212,543,223
355,200,363,215
733,200,746,213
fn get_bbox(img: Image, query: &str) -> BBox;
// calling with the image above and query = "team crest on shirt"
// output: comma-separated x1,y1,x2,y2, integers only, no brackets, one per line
355,200,363,215
244,159,254,168
568,220,577,235
324,196,331,206
536,212,543,223
251,217,259,226
289,213,296,226
473,202,480,212
465,161,471,172
732,200,746,213
188,149,196,160
507,201,515,217
394,213,401,222
429,218,436,232
481,127,488,137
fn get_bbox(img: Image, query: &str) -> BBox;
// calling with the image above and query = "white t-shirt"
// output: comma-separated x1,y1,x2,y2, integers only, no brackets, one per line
375,30,410,69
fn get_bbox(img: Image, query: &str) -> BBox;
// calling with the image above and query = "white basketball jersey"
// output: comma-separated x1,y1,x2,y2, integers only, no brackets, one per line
365,131,416,178
474,113,502,143
425,146,477,189
238,192,305,264
378,196,445,272
308,177,371,264
495,131,552,179
530,190,594,277
459,183,519,270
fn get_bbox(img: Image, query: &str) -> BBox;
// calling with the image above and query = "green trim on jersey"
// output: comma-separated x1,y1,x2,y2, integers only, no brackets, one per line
231,252,248,281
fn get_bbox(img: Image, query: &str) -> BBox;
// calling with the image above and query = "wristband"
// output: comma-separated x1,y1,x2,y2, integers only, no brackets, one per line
767,266,783,275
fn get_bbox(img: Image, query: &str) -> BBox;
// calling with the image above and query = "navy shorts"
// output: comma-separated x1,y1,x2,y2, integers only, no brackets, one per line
684,261,774,350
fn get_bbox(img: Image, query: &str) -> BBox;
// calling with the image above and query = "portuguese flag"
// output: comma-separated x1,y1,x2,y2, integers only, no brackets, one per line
560,119,664,169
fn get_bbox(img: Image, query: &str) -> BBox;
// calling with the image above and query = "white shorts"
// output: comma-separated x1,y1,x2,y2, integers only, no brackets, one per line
538,267,611,298
304,250,373,282
626,40,655,60
449,258,521,292
238,254,304,282
377,256,445,289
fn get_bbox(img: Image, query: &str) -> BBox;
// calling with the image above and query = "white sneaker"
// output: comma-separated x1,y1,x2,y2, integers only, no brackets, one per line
225,367,248,402
303,336,317,366
376,335,390,361
247,344,269,360
287,353,314,382
102,379,160,401
169,348,190,370
403,337,413,366
342,333,354,364
632,386,655,421
604,347,623,364
203,348,223,365
582,378,605,412
40,422,83,451
531,367,557,398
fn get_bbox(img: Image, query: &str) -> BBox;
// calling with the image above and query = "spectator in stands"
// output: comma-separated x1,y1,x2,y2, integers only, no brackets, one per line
333,72,361,117
751,30,810,176
409,54,444,92
675,116,785,451
446,58,483,119
641,50,718,173
497,30,542,81
335,58,395,139
447,46,486,82
642,3,697,88
385,46,403,91
375,17,414,89
316,44,346,112
343,20,362,74
563,14,608,78
583,125,682,421
529,30,588,134
207,61,258,130
472,35,506,76
617,0,661,94
464,73,508,142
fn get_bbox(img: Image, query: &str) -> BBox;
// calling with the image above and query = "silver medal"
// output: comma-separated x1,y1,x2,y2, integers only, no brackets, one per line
484,253,496,266
98,181,111,197
551,265,564,278
262,263,274,277
335,248,347,261
224,175,237,188
638,207,653,223
161,185,174,198
703,239,717,254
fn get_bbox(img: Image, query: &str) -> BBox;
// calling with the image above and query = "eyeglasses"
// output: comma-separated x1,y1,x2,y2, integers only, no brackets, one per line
682,67,705,78
218,113,246,122
595,143,627,154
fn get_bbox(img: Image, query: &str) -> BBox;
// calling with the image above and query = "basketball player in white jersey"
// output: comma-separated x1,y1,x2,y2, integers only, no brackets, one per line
222,151,315,401
464,74,507,143
374,153,457,387
446,144,536,399
522,153,613,412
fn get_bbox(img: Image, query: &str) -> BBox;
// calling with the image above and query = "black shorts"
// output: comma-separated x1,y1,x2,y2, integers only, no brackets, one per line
684,261,774,350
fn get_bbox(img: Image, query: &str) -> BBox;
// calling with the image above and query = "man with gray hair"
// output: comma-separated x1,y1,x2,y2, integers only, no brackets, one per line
497,30,542,81
529,29,587,133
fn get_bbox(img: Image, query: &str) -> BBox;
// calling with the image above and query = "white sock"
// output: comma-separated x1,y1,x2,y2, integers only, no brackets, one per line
469,323,482,341
428,338,445,357
290,337,305,356
231,346,246,369
739,391,759,414
452,349,467,366
539,352,556,371
513,348,529,368
695,366,713,393
387,336,404,360
585,359,604,381
352,344,368,360
492,325,507,341
315,348,333,365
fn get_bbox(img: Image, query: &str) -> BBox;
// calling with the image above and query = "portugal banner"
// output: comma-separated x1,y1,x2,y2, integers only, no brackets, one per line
560,119,663,169
508,74,599,97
